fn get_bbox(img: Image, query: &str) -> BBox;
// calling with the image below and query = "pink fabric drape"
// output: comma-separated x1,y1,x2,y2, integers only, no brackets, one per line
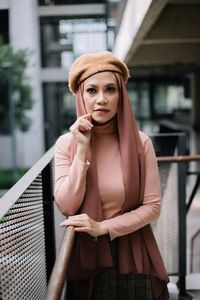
66,73,169,299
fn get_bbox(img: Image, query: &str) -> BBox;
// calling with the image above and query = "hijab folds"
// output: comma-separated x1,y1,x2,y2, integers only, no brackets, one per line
66,73,169,300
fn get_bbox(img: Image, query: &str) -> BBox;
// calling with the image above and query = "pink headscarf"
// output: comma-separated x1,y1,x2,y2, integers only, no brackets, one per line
67,73,169,299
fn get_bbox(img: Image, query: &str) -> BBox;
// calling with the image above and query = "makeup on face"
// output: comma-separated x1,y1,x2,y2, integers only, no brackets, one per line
83,72,119,125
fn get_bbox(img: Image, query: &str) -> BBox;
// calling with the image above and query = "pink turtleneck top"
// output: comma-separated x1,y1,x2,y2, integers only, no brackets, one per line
54,120,161,240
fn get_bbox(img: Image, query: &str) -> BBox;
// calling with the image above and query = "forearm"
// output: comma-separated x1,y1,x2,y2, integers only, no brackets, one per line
54,155,90,216
103,197,160,240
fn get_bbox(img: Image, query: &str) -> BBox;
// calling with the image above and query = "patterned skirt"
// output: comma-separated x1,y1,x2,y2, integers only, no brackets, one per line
65,239,154,300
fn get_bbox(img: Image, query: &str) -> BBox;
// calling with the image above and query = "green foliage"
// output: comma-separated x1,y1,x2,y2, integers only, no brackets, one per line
0,38,33,132
0,169,28,189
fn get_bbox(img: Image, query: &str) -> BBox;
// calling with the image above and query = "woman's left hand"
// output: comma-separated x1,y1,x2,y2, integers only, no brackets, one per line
59,213,108,237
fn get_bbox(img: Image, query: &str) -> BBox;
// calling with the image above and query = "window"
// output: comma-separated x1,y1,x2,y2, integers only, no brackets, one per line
40,17,107,69
154,84,192,117
0,10,9,44
0,83,9,134
127,81,150,120
43,82,76,148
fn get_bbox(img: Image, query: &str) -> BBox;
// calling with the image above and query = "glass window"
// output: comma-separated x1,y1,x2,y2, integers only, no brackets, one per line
40,17,107,68
154,84,192,115
0,10,9,44
43,82,76,148
127,81,150,120
0,83,9,134
0,9,10,134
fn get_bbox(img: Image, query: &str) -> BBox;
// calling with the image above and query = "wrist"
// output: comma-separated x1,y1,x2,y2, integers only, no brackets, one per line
77,144,88,162
99,221,109,236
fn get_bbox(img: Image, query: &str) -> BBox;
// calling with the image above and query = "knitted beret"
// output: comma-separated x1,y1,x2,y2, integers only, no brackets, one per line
68,51,129,94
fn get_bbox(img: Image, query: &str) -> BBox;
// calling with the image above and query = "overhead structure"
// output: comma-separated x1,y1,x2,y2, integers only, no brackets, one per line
114,0,200,76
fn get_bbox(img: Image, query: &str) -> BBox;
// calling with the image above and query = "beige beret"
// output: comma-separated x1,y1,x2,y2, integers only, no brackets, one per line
68,51,129,94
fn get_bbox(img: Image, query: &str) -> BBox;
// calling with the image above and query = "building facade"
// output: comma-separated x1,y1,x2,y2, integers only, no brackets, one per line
0,0,115,168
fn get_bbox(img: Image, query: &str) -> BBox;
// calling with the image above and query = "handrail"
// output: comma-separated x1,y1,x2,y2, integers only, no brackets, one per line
45,226,75,300
0,146,54,220
157,154,200,163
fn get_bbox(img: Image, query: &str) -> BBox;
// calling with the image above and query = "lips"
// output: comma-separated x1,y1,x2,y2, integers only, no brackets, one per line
94,108,110,113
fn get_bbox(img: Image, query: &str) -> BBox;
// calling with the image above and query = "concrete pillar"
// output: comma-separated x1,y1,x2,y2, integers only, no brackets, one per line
191,72,200,132
0,0,9,9
9,0,45,167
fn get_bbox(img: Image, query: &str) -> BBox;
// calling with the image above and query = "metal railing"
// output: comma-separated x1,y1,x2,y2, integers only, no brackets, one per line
1,133,200,300
0,147,55,300
44,149,200,300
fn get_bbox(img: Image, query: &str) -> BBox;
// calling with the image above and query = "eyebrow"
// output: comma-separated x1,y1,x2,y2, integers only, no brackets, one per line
85,82,117,87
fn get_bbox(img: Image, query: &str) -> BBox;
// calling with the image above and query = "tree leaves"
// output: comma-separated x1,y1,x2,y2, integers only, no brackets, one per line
0,38,33,132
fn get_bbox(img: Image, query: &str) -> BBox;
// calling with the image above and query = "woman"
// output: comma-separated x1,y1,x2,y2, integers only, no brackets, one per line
54,51,169,300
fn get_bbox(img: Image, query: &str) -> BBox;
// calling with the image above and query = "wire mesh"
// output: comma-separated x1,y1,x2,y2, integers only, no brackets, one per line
150,134,186,276
152,162,179,275
0,174,47,300
191,229,200,273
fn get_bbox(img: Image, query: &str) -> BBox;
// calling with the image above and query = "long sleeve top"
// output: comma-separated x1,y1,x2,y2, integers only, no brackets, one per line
54,122,161,241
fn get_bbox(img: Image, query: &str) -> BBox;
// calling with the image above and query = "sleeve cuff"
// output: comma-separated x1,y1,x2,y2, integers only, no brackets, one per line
102,219,117,241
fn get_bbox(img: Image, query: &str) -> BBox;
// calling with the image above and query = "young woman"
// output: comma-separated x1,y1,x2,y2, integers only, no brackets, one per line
54,51,169,300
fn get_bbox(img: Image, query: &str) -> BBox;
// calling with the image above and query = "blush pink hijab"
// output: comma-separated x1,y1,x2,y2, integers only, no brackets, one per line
67,73,169,299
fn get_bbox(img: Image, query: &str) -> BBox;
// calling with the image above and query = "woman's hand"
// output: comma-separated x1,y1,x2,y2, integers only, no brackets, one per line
70,114,93,147
70,114,93,162
59,213,108,238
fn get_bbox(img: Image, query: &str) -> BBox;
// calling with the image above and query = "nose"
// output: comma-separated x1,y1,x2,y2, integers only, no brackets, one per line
96,91,107,105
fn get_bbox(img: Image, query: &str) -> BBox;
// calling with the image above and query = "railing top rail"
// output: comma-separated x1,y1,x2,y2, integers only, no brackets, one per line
150,132,187,137
0,146,54,220
157,154,200,163
45,226,75,300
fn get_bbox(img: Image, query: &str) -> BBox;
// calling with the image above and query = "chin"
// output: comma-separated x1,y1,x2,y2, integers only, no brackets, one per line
92,118,112,126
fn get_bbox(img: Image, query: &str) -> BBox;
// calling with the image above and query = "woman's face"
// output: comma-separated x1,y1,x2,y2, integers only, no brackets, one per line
83,71,119,125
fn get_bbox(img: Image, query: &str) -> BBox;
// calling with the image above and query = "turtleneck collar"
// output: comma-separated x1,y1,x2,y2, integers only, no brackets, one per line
92,115,118,134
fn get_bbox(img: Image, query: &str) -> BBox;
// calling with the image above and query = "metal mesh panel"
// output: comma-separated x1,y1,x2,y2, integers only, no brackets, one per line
152,162,179,275
0,175,47,300
150,134,185,276
191,230,200,273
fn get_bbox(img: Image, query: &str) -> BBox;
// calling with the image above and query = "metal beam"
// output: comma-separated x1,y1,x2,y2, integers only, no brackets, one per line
124,0,168,64
129,43,200,66
145,5,200,41
41,68,68,82
141,38,200,45
38,4,106,17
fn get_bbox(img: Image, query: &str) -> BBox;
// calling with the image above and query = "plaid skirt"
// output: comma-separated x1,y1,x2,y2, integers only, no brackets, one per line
66,239,154,300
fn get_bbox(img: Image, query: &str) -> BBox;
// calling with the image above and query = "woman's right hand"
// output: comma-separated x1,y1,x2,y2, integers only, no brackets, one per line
70,114,93,158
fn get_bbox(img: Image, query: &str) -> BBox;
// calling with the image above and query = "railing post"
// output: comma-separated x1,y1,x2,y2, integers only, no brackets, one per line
178,134,192,299
42,163,56,282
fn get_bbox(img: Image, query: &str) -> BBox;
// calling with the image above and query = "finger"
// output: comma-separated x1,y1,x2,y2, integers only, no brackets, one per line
82,113,92,121
70,118,93,133
60,219,88,227
79,118,93,130
59,214,89,226
74,227,97,238
74,227,90,233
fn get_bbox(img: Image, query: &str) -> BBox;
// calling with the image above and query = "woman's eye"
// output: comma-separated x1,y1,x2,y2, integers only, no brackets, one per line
87,88,96,94
107,86,115,93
